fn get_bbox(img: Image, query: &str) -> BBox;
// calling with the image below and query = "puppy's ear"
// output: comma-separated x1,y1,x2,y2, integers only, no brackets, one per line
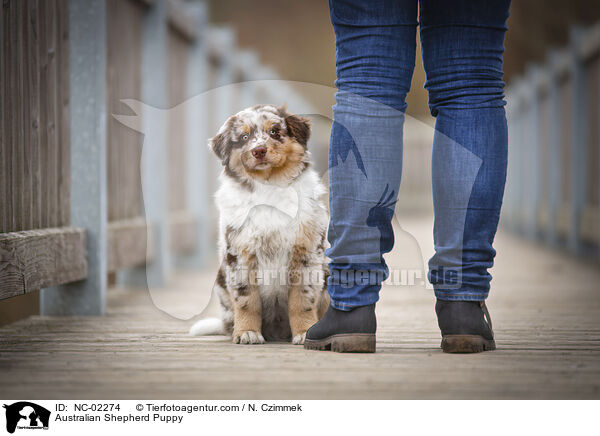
209,130,228,162
279,106,311,147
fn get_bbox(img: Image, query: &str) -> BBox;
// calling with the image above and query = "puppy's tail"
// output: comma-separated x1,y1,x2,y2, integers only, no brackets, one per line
189,317,225,336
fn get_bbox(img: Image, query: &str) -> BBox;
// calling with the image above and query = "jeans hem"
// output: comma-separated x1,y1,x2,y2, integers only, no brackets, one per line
434,291,488,302
330,296,379,311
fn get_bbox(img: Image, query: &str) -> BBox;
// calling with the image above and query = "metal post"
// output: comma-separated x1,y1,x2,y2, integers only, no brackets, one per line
41,0,108,315
528,67,543,240
547,51,565,248
569,28,588,254
235,50,259,110
503,87,516,230
119,0,170,288
177,0,210,269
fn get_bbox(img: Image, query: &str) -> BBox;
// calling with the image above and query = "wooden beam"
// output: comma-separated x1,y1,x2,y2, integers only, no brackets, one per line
0,227,87,301
107,218,154,272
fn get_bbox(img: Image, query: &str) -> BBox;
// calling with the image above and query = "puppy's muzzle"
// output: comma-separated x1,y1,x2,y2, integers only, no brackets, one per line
252,146,267,160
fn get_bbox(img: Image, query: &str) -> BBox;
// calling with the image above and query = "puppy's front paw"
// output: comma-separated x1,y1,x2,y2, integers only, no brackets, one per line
233,330,265,344
292,332,306,345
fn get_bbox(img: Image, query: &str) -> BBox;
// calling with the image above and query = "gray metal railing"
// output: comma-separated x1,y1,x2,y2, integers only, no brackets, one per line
503,23,600,259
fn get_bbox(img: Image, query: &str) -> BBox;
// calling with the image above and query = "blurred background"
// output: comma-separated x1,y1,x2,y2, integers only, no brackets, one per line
1,0,599,325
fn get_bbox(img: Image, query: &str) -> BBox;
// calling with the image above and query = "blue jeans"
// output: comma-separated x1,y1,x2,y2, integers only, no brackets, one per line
326,0,511,310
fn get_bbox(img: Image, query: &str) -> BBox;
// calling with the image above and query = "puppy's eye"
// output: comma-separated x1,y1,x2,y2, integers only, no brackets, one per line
241,134,249,141
269,129,278,137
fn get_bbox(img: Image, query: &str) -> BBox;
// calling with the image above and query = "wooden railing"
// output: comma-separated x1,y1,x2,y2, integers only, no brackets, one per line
0,0,315,318
0,0,87,302
503,23,600,257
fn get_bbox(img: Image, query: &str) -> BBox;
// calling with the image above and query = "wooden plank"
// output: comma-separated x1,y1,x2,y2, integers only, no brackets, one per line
28,0,42,230
19,0,31,231
169,211,197,254
1,217,600,400
11,1,22,231
0,0,6,233
106,218,154,272
45,0,58,228
57,0,70,227
8,1,16,232
106,0,144,222
38,0,49,229
0,227,87,301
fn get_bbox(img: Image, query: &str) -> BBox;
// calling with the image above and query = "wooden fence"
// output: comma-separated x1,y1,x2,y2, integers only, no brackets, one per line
0,0,314,319
504,23,600,258
0,0,86,302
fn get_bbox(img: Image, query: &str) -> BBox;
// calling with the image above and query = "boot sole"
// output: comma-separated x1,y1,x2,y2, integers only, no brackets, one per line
304,333,376,353
441,334,496,353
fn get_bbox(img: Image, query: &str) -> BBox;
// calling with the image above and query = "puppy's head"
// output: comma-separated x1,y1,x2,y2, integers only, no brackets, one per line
209,104,311,188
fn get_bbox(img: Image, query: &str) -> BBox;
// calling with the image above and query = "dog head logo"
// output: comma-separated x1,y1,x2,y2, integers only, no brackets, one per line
3,402,50,434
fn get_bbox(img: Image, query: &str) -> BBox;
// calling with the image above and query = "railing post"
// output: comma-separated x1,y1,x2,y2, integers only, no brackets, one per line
178,0,210,268
206,27,236,184
510,80,526,235
569,27,588,254
119,0,170,288
41,0,108,315
503,87,516,230
235,50,259,109
528,67,543,240
547,51,565,248
210,27,235,126
142,0,170,287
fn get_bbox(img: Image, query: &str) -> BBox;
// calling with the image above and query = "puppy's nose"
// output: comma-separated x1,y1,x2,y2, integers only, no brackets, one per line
252,146,267,159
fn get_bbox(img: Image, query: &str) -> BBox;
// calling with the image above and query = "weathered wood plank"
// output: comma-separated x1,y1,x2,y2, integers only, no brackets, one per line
45,0,58,228
1,216,600,399
57,0,70,227
0,0,6,233
28,0,42,230
19,0,31,231
0,227,87,301
8,1,18,232
107,218,154,272
38,0,49,229
106,0,144,222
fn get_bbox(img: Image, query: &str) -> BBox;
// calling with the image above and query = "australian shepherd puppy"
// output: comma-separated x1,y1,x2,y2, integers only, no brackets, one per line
189,104,329,345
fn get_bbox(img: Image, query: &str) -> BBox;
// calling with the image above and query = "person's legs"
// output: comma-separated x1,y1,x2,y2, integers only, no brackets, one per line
325,0,417,310
305,0,417,352
420,0,511,352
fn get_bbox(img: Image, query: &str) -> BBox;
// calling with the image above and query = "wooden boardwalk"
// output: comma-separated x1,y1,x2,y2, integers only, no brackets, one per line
1,216,599,399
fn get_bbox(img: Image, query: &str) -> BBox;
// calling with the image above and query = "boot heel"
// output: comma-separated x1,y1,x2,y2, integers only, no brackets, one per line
331,334,376,353
441,334,496,353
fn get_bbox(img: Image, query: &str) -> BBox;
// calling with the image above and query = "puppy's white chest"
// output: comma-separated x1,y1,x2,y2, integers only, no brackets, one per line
244,185,299,232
